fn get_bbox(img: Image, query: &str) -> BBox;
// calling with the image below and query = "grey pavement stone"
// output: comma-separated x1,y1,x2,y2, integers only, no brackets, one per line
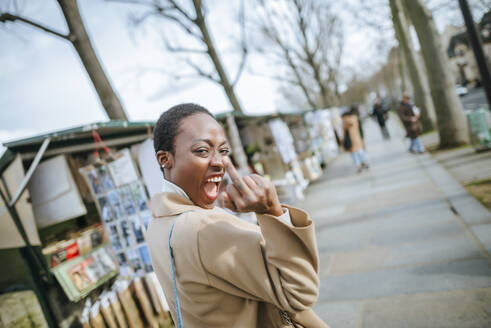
362,288,491,328
319,259,491,302
370,218,465,247
421,132,491,185
450,194,491,225
327,246,389,275
317,226,370,253
384,233,482,267
313,301,359,328
470,224,491,256
419,154,491,225
313,196,450,233
306,118,491,327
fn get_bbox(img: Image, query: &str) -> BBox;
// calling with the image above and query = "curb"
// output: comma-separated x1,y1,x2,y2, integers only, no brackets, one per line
416,153,491,259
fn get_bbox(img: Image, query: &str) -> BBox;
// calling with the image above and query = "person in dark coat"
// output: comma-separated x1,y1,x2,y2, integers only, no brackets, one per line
372,97,390,139
398,93,424,153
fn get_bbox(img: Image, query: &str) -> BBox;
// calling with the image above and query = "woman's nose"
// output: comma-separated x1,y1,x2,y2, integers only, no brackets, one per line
210,151,225,168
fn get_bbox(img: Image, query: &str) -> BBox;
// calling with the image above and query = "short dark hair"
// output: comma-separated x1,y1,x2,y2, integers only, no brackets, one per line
153,103,214,154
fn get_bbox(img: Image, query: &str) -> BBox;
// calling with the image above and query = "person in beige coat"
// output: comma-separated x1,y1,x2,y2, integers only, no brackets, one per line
147,103,328,327
342,108,369,173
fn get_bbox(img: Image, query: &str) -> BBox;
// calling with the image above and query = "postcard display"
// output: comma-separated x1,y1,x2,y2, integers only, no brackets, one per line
80,149,153,277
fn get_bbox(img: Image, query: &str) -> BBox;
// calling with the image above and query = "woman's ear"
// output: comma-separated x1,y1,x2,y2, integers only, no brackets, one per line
156,150,174,169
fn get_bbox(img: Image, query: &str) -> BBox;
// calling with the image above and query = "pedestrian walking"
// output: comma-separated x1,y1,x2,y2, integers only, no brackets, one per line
372,97,390,139
351,104,365,142
147,103,329,328
398,93,424,153
342,108,369,173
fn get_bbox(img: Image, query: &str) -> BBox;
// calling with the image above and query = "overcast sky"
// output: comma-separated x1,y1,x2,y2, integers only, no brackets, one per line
0,0,468,152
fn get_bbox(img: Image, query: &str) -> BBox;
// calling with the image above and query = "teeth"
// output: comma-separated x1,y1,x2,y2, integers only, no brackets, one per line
206,176,222,183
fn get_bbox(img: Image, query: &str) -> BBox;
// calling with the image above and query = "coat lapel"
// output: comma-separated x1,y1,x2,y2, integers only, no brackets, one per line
150,192,199,218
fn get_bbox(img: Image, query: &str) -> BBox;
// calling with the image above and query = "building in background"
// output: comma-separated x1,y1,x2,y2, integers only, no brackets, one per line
446,11,491,86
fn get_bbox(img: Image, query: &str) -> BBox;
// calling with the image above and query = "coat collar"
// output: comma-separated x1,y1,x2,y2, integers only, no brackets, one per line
162,178,190,200
151,192,210,218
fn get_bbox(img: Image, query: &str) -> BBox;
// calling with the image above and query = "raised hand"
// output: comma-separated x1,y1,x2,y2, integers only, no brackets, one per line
219,157,283,217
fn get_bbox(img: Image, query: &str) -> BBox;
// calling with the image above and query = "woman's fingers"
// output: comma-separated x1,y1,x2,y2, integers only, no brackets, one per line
249,174,266,189
242,176,257,190
223,157,242,185
219,191,237,212
225,184,246,212
223,157,253,197
248,174,267,200
222,157,282,215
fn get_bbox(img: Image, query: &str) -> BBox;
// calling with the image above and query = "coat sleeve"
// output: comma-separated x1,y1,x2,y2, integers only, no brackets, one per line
398,104,412,122
197,205,319,313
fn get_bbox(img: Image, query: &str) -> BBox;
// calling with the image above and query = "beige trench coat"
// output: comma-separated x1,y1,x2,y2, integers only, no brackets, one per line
147,192,328,328
342,114,364,152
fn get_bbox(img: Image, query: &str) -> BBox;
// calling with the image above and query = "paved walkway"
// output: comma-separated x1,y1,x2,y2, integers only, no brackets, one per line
420,131,491,185
296,117,491,327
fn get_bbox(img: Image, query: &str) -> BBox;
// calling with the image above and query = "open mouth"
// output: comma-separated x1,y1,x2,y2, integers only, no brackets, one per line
203,176,223,201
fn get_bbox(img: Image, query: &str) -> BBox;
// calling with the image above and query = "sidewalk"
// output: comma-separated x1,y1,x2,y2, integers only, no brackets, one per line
296,118,491,327
420,131,491,211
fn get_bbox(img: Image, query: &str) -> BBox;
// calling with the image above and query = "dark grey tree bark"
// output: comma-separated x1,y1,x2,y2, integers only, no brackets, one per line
193,0,244,114
397,47,407,94
402,0,469,147
390,0,436,132
58,0,127,120
0,0,128,120
121,0,247,114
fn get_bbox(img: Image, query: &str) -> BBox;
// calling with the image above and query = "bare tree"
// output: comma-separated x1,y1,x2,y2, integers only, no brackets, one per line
396,47,409,94
340,75,370,106
390,0,436,132
251,0,344,109
0,0,128,120
113,0,247,114
366,48,403,99
402,0,469,147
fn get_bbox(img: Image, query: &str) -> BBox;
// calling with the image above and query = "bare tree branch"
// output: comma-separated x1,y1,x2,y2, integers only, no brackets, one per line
231,0,248,87
112,0,247,114
251,0,343,108
158,11,203,40
167,0,195,22
185,58,220,84
161,32,206,53
0,12,70,40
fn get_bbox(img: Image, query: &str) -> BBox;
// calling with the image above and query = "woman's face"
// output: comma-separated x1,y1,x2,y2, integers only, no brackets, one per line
159,113,230,209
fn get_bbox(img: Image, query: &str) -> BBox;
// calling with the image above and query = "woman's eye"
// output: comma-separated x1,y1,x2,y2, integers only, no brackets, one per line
220,149,230,155
194,149,209,155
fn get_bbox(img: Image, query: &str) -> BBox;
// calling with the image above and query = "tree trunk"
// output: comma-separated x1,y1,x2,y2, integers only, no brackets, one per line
193,0,244,114
390,0,436,132
402,0,469,147
397,48,407,95
225,114,249,172
58,0,128,120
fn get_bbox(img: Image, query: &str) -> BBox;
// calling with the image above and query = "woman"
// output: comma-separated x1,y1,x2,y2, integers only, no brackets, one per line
147,103,328,327
398,93,424,154
342,108,369,173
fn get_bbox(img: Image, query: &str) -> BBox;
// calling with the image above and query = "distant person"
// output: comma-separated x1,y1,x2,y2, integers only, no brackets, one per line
372,97,390,139
351,104,365,142
398,93,424,153
342,108,369,173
